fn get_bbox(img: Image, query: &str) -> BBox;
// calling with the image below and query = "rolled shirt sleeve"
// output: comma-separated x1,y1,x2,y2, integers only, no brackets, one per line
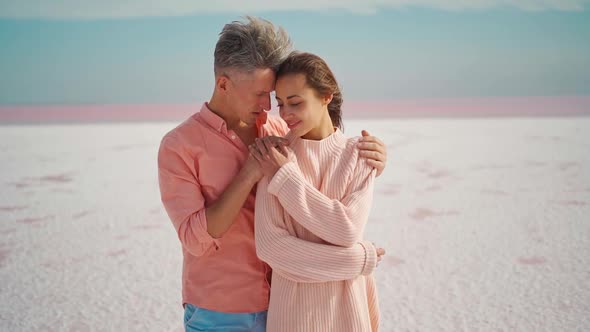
158,134,220,256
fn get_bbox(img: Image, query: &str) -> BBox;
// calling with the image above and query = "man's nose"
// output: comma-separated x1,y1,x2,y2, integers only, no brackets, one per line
260,94,271,111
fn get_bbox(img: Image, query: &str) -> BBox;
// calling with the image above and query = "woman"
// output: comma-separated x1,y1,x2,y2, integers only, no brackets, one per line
249,52,384,332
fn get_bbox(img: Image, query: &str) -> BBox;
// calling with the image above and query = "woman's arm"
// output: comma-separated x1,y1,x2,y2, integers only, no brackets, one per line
255,177,377,283
268,155,376,247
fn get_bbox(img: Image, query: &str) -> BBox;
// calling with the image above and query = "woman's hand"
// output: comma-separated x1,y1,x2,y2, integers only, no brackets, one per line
249,136,290,178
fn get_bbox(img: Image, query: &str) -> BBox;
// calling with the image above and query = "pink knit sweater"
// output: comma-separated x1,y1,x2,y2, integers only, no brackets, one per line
255,129,379,332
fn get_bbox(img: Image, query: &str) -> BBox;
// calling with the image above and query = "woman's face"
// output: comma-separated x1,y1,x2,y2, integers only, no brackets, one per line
275,73,330,139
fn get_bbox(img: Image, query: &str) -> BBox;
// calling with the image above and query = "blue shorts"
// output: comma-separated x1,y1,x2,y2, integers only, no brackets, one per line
184,303,267,332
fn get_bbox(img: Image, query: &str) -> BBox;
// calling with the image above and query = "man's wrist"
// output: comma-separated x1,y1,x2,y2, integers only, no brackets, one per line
268,165,281,179
239,168,260,186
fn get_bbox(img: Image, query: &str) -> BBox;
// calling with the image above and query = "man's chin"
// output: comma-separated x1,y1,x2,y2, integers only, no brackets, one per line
240,117,257,127
248,111,267,126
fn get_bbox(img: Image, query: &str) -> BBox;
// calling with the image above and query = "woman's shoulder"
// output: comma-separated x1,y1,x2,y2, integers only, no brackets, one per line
341,135,374,177
341,135,362,158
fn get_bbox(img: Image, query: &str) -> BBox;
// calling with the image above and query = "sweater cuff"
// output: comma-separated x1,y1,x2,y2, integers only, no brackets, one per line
359,240,378,276
268,162,298,196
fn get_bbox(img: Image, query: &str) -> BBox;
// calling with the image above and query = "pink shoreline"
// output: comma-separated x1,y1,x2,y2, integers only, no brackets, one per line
343,96,590,118
1,96,589,123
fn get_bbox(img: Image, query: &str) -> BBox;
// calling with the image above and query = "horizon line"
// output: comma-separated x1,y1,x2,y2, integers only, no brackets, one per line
1,96,589,124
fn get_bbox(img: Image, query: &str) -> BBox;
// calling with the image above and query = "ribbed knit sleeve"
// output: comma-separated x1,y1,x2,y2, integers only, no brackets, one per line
267,156,377,247
255,177,377,283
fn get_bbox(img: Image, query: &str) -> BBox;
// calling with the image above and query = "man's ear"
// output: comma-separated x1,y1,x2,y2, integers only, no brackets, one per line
216,75,230,93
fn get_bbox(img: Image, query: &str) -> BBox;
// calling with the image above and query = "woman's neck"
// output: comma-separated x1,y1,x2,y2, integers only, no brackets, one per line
302,112,335,140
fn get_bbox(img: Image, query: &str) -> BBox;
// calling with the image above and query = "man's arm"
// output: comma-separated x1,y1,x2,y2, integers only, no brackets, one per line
158,135,262,257
272,115,388,176
205,154,262,237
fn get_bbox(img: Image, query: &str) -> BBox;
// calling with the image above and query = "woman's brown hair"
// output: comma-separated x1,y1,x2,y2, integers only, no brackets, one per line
276,52,343,130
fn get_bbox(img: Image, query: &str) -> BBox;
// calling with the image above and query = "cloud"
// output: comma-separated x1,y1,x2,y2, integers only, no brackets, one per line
0,0,588,19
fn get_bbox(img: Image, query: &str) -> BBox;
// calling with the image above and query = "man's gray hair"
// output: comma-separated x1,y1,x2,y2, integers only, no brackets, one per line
214,16,293,76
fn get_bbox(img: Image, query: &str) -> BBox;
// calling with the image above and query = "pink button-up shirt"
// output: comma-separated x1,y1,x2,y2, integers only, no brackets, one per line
158,103,288,313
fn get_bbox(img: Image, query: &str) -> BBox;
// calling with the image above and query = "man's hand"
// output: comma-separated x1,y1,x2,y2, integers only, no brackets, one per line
249,136,290,178
240,154,264,184
358,130,387,177
258,136,290,149
373,243,385,266
376,247,386,265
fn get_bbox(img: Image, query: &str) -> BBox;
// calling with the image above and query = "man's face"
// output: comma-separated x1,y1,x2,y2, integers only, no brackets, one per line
226,68,275,126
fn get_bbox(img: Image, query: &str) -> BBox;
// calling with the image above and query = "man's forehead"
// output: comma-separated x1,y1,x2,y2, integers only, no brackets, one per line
240,71,276,92
253,75,276,90
231,67,273,79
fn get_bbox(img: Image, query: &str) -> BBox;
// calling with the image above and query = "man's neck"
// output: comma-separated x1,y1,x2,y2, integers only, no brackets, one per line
207,96,257,145
207,98,247,131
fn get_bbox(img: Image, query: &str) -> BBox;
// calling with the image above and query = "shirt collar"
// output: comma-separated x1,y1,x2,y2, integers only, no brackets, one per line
255,111,269,137
198,102,227,133
198,102,269,136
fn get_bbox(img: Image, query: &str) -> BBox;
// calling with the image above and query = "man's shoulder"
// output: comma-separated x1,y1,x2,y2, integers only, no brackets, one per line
160,113,202,147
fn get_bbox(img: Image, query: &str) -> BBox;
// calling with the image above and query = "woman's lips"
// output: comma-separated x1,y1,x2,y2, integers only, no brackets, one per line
287,121,301,129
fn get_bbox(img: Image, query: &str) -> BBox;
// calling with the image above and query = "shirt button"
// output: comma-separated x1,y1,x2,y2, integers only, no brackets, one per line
231,135,236,139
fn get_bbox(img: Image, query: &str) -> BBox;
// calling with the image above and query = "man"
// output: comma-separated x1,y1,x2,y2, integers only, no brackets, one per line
158,16,388,332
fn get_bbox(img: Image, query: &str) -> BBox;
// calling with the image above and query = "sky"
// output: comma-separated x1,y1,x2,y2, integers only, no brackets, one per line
1,1,590,105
